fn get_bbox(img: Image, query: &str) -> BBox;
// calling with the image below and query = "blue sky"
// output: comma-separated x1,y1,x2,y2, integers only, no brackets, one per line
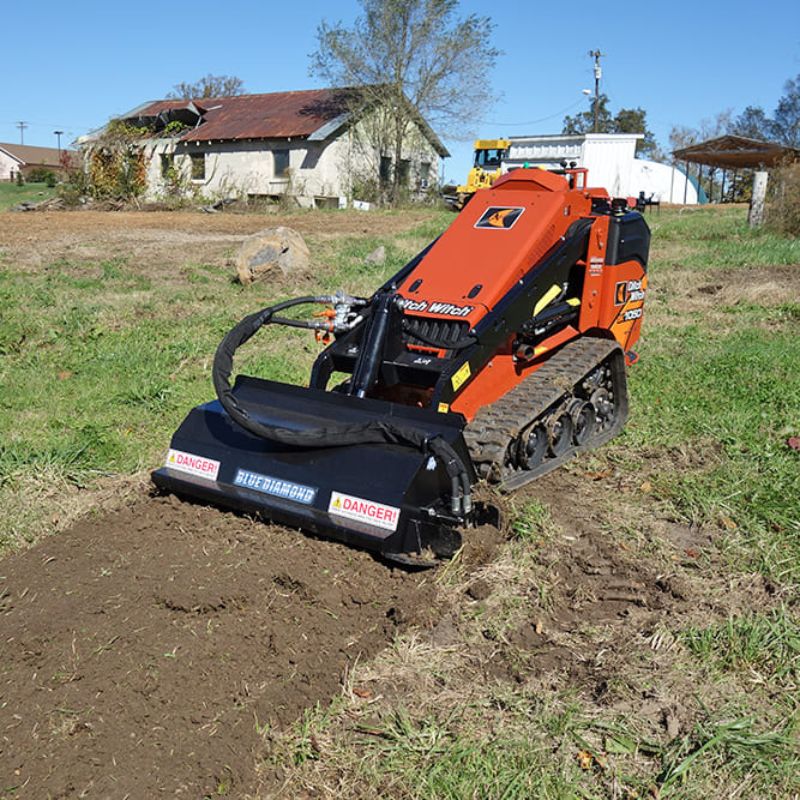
2,0,798,181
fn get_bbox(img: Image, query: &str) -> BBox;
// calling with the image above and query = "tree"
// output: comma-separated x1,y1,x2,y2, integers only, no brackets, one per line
310,0,499,203
772,73,800,148
668,124,698,154
562,94,612,136
562,95,657,157
668,111,733,157
168,74,245,100
612,106,657,157
730,105,773,140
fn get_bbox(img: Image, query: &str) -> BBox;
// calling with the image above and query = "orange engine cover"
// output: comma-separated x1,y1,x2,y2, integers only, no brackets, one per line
397,169,599,328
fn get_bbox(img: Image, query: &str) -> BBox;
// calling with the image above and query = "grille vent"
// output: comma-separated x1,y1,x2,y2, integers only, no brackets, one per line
403,316,470,351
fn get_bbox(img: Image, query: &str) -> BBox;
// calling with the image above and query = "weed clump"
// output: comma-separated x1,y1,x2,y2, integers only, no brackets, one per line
767,161,800,236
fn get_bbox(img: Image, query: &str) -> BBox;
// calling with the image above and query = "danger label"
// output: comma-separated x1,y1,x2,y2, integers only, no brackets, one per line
165,448,220,481
328,491,400,532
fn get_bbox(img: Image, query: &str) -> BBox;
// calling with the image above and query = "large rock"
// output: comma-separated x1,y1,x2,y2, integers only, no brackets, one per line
363,245,386,266
235,227,311,285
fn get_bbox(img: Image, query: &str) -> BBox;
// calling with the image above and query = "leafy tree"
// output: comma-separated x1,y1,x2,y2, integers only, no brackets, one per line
562,94,612,136
310,0,499,204
168,74,245,100
562,94,657,157
772,73,800,148
730,105,773,140
673,73,800,151
613,106,657,157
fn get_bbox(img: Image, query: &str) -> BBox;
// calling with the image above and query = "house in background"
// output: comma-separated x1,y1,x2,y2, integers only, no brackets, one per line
78,88,449,207
0,142,75,182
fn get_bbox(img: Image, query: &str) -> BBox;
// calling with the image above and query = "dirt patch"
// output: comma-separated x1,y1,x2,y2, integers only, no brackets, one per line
668,264,800,312
0,494,435,798
0,209,432,271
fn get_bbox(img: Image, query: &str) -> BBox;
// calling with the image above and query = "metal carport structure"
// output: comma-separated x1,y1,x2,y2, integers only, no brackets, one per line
672,135,800,225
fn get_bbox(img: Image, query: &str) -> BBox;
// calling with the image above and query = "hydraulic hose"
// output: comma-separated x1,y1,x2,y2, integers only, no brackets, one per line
212,297,473,516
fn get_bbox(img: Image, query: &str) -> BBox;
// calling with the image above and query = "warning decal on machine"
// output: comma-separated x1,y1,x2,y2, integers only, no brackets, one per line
233,469,317,505
328,491,400,532
475,206,525,230
451,361,471,391
165,449,220,481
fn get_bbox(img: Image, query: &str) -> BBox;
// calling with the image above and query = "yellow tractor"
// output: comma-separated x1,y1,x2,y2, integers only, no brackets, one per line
455,139,510,208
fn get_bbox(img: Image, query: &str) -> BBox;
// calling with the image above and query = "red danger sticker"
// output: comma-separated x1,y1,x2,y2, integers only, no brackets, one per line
165,448,220,481
328,491,400,532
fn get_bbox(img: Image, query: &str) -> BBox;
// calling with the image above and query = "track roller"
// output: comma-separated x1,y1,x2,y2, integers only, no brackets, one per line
569,399,597,446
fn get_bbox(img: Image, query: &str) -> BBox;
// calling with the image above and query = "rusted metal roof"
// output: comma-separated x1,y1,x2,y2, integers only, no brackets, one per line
673,135,800,169
168,89,350,142
134,99,202,117
108,88,449,156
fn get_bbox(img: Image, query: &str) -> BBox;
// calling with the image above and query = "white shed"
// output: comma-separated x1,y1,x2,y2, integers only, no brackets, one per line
500,133,699,204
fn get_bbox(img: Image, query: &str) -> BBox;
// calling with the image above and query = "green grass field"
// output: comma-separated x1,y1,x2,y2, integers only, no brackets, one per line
1,203,799,798
0,181,56,210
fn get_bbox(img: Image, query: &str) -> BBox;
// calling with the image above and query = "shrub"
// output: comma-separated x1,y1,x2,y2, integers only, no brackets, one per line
766,161,800,236
57,162,90,206
26,167,56,184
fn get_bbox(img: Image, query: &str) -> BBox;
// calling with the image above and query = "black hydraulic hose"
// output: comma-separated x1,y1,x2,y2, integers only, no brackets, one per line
211,298,472,516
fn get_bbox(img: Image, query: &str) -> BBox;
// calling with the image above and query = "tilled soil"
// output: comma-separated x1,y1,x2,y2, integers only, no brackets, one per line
0,495,435,798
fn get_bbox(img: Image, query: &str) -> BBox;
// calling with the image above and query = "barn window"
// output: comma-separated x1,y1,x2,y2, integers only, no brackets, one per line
274,149,290,177
398,159,411,186
379,156,392,185
160,153,173,177
419,161,431,189
190,153,205,180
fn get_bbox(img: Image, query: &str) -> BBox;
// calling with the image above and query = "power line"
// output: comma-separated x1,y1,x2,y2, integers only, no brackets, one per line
0,118,90,131
476,96,588,128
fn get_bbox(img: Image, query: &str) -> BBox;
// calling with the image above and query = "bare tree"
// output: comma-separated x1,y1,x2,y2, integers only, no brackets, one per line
310,0,499,203
668,110,733,158
168,74,246,100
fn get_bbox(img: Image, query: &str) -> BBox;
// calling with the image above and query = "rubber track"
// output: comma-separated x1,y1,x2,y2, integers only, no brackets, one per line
463,337,622,492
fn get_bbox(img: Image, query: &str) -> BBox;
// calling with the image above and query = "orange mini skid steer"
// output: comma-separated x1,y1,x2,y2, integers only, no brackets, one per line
153,168,650,565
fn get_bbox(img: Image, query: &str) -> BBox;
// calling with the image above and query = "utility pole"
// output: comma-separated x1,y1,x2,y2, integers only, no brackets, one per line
16,121,28,145
54,130,64,156
588,50,604,133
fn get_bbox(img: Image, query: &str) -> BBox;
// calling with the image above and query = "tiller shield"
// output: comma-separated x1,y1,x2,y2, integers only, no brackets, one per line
152,375,475,562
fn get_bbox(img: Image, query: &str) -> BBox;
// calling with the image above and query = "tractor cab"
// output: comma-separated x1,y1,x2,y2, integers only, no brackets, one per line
456,139,511,206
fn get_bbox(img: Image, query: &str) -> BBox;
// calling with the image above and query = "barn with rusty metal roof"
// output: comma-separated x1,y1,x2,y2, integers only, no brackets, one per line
79,88,448,207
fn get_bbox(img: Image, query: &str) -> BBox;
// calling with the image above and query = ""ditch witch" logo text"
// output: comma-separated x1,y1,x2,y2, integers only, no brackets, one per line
400,299,474,317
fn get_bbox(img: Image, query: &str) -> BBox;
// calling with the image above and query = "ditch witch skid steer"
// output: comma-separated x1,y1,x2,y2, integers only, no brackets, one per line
152,168,650,566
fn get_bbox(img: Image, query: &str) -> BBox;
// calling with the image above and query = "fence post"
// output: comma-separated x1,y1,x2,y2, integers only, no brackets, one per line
748,170,768,227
